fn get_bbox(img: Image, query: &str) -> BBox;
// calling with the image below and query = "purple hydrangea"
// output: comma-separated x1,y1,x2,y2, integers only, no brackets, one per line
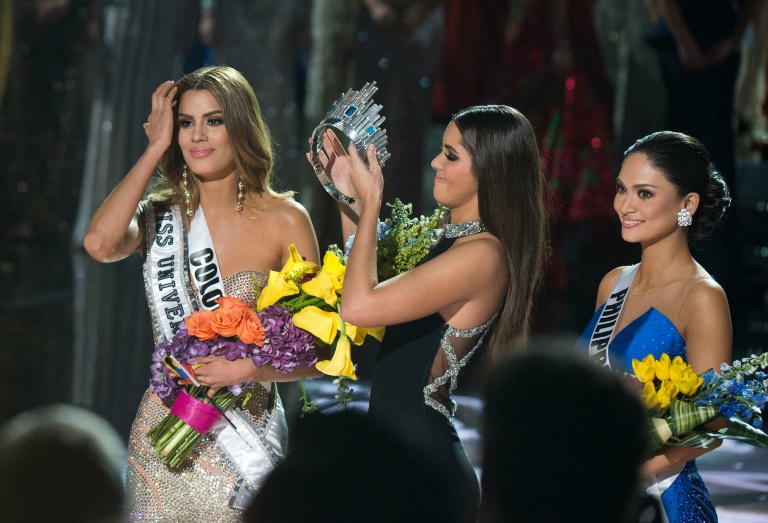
253,304,317,373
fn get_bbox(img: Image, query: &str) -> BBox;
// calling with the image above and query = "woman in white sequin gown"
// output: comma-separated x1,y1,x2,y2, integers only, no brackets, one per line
84,66,320,521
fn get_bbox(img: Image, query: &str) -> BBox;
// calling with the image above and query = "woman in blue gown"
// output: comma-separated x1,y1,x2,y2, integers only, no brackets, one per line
577,131,732,522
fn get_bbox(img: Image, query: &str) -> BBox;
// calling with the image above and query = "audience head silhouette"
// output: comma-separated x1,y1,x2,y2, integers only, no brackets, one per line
481,347,649,523
244,410,453,522
0,404,126,523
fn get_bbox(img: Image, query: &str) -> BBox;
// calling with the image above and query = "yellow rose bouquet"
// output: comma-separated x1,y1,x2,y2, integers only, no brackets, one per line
631,352,768,452
256,244,384,411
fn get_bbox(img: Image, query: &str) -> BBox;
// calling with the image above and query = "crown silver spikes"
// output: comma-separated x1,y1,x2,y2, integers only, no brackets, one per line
309,82,391,205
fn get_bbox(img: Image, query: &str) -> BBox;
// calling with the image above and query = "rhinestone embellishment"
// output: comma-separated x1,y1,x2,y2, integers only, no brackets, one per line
444,220,487,238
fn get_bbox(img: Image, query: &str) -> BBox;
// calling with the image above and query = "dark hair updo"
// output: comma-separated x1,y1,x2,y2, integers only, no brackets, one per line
624,131,731,240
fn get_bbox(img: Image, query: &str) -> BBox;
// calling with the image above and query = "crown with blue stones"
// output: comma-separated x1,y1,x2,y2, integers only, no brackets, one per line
310,82,391,204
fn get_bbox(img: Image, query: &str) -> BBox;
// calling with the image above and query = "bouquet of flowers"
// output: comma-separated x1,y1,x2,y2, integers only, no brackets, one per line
345,199,448,281
257,244,385,409
631,352,768,452
148,244,382,467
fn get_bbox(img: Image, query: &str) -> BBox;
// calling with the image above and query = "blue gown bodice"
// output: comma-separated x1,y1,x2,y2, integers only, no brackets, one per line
577,306,687,373
577,305,718,522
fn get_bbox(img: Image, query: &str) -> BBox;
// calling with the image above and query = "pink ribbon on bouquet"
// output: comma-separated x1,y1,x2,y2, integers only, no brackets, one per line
170,389,222,434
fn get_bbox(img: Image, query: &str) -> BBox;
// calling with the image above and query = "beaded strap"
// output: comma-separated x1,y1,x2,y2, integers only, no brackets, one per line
423,311,499,421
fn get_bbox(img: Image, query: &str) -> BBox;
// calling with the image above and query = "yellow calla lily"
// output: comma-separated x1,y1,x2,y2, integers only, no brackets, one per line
301,272,342,307
316,334,357,380
257,270,300,311
344,322,385,345
367,326,385,342
281,244,319,281
319,249,346,285
301,250,346,306
292,306,340,345
653,353,672,381
632,354,656,383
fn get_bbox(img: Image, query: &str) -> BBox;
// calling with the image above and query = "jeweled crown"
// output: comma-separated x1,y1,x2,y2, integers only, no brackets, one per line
310,82,391,204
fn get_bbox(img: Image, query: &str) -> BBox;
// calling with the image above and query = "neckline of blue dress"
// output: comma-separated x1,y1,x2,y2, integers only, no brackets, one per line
609,306,682,345
583,304,687,374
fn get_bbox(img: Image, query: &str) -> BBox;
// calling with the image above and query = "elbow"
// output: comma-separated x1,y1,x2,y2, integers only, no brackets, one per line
339,298,382,328
339,300,368,328
83,231,112,262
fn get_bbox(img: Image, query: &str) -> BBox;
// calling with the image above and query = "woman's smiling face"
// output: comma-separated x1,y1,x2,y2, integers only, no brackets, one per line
614,153,689,245
177,89,236,180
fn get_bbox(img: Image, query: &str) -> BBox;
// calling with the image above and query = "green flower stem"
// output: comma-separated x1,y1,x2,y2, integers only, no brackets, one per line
150,416,185,448
298,380,318,416
149,385,242,469
338,303,346,336
160,423,193,458
284,294,326,312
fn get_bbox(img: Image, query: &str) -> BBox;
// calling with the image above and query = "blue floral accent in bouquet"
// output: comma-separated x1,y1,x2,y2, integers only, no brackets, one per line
631,352,768,452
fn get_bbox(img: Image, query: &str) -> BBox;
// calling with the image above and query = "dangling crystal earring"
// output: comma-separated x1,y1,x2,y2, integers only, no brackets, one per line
677,208,692,227
182,165,193,218
236,177,245,212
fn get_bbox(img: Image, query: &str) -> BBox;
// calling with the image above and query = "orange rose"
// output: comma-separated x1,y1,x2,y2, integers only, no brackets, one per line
216,296,251,311
208,307,245,338
237,309,265,346
184,310,217,340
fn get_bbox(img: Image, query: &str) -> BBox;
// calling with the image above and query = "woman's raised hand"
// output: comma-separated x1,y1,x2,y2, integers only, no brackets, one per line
346,140,383,209
143,80,178,151
310,129,359,200
310,129,383,206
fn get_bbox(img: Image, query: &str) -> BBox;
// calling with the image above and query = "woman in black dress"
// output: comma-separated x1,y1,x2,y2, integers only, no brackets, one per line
316,105,548,521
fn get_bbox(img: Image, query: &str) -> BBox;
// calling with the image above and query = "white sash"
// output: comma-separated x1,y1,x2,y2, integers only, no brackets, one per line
143,202,285,500
588,264,638,369
143,203,199,345
217,392,289,509
187,206,225,310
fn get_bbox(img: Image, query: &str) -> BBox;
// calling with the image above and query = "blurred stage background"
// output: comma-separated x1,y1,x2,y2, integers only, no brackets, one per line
1,1,767,519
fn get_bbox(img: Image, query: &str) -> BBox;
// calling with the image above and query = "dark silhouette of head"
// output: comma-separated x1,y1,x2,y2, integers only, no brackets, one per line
0,404,126,523
481,346,648,523
245,410,454,522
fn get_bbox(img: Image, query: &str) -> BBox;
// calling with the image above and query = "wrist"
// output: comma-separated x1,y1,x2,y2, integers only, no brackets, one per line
146,140,171,158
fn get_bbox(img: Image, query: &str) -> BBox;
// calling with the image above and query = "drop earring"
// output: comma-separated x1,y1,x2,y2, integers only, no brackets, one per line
677,208,692,227
236,177,244,212
183,165,193,218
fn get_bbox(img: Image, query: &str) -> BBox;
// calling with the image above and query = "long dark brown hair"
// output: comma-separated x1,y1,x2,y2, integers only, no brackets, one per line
452,105,549,359
149,66,291,212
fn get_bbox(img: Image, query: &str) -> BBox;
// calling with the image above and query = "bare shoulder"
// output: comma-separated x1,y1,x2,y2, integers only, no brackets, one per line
261,196,319,262
596,266,630,306
682,276,729,315
679,272,732,371
449,235,505,272
266,197,311,220
256,197,313,232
